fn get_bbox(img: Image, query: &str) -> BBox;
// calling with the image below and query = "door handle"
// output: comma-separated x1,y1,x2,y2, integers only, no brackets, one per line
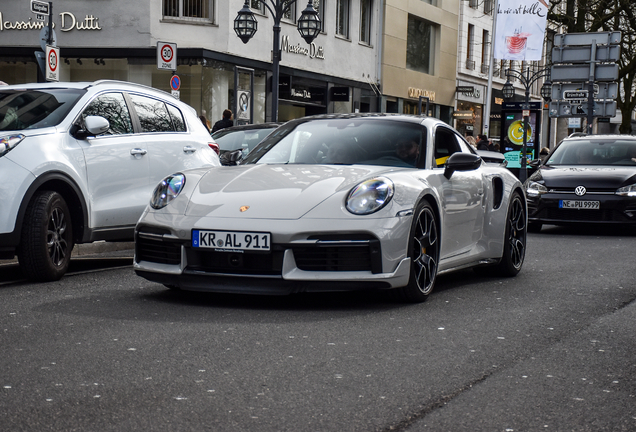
183,146,197,153
130,148,147,156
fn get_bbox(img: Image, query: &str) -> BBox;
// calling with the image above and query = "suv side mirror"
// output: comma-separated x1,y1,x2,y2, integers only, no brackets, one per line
72,115,110,140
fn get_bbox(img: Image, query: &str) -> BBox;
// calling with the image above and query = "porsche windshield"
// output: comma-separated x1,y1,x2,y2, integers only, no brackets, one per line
0,88,86,131
547,139,636,166
242,118,426,168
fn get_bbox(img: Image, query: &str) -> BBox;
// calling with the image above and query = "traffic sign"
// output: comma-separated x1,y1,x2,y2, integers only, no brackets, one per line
35,14,45,21
553,31,621,47
45,45,59,82
170,75,181,91
551,82,618,101
39,26,57,51
551,63,618,83
552,44,621,64
157,42,177,71
30,0,49,15
549,100,616,118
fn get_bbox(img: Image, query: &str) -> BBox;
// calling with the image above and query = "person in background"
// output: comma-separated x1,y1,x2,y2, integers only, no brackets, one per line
212,109,233,133
199,115,210,133
476,134,490,151
466,135,477,149
539,147,550,162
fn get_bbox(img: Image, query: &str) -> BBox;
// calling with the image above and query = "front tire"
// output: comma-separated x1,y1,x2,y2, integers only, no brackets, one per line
394,201,439,303
495,192,526,276
18,191,74,282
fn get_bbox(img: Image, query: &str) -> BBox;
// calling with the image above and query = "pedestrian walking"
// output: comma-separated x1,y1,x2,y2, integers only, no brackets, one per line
476,134,490,151
211,109,233,133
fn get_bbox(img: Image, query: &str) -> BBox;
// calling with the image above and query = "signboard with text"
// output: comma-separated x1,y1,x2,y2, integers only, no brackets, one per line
157,42,177,71
45,45,59,82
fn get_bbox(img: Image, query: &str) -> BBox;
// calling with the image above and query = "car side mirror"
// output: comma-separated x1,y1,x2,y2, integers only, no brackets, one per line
444,152,482,179
72,115,110,140
219,149,244,166
529,158,541,168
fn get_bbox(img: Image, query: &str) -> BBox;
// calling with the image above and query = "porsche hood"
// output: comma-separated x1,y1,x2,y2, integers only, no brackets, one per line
183,164,399,219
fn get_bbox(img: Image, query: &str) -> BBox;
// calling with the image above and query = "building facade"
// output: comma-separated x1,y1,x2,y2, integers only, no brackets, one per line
0,0,382,124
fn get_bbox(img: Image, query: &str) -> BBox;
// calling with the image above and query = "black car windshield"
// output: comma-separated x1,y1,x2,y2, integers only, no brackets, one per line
212,127,277,152
547,139,636,166
242,118,427,168
0,88,86,131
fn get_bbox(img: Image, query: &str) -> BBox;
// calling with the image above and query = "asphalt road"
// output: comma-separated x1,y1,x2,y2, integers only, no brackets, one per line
1,226,635,432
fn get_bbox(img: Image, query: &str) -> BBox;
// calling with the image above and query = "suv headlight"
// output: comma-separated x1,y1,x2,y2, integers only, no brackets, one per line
616,183,636,197
525,181,548,197
150,173,186,209
346,177,394,215
0,134,26,157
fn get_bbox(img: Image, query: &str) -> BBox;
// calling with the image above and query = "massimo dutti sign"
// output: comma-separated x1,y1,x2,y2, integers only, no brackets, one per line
0,11,102,32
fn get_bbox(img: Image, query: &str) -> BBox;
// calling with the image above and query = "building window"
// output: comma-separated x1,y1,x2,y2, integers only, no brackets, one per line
250,0,265,14
336,0,350,38
283,0,296,23
360,0,372,44
469,0,478,9
484,0,493,15
313,0,325,32
466,24,475,70
162,0,213,22
481,29,489,73
406,14,436,75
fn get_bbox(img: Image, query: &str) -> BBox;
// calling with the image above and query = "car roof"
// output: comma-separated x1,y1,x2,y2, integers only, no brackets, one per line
0,80,173,98
563,134,636,142
214,122,282,133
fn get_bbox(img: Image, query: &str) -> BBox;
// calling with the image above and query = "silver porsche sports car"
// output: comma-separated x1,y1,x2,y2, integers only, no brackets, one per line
134,114,527,302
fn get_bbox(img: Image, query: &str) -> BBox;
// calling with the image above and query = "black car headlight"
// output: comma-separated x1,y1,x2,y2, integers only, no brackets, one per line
150,173,186,209
616,183,636,197
0,134,25,157
346,177,394,215
525,181,548,197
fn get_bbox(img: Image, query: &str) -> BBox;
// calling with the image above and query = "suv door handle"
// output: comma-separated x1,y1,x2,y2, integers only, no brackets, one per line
183,146,197,153
130,148,147,156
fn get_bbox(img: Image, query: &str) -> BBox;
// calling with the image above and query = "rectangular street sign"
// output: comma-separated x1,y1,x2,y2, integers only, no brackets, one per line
551,82,618,101
552,45,621,64
554,31,621,47
564,91,588,100
551,64,619,82
549,100,617,118
30,0,49,15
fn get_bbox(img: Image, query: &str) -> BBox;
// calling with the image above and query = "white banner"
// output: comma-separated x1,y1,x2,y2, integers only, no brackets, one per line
494,0,549,61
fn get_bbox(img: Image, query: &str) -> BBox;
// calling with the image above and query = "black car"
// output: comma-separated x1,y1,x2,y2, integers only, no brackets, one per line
524,134,636,232
211,122,281,165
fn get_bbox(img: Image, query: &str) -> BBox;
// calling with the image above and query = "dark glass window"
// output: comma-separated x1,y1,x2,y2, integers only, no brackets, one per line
129,94,173,133
0,89,85,131
166,104,186,132
82,92,133,135
407,14,435,75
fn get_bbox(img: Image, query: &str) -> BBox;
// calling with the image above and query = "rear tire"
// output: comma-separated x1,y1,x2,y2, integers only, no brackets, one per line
394,201,439,303
494,192,526,276
18,191,74,282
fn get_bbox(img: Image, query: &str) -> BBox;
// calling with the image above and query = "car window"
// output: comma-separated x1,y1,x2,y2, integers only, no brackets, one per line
166,103,186,132
0,89,86,131
547,139,636,166
433,126,462,167
129,94,173,133
243,119,426,168
81,92,133,135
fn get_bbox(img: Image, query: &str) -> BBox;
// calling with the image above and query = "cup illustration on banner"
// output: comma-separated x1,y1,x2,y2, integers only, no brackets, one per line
505,32,531,57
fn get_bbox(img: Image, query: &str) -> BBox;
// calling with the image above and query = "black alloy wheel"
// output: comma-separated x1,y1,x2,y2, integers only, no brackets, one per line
395,201,439,302
496,191,526,276
18,191,74,281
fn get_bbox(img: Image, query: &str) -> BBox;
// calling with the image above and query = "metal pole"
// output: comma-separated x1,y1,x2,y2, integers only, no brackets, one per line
482,0,500,136
47,2,53,45
272,17,281,123
587,41,596,135
520,69,530,183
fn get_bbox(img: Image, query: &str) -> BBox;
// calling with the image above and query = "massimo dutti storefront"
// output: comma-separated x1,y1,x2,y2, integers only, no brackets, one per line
0,1,379,125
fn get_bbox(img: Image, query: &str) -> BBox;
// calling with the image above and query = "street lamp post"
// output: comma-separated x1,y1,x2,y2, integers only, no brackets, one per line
234,0,321,122
502,66,552,183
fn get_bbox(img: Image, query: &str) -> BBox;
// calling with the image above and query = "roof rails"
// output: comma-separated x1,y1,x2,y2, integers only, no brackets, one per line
567,132,588,138
89,80,171,96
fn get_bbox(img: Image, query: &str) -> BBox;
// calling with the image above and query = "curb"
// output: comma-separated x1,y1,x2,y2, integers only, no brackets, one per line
0,241,134,265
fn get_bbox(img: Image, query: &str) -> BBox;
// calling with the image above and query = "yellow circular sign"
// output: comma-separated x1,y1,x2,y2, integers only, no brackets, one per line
507,120,532,145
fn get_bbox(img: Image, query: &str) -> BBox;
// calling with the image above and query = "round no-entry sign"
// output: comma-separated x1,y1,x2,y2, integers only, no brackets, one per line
170,75,181,91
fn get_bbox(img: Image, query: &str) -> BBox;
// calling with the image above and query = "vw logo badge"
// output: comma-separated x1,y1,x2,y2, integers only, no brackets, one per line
575,186,587,196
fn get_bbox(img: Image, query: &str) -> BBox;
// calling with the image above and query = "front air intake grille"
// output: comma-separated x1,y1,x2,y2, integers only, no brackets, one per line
136,234,181,265
292,244,373,272
542,208,627,222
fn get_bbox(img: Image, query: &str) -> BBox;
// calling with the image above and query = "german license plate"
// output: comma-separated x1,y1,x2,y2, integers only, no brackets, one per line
192,230,271,251
559,200,600,210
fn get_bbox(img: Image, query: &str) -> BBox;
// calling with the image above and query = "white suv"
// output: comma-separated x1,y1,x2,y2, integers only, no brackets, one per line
0,80,220,281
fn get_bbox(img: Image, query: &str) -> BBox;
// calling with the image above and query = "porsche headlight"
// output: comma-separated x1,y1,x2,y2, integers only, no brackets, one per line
150,173,186,209
346,177,394,215
0,134,26,157
616,183,636,197
524,181,548,197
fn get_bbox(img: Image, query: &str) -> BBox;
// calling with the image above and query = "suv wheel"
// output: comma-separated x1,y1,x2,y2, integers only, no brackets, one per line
18,191,74,281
